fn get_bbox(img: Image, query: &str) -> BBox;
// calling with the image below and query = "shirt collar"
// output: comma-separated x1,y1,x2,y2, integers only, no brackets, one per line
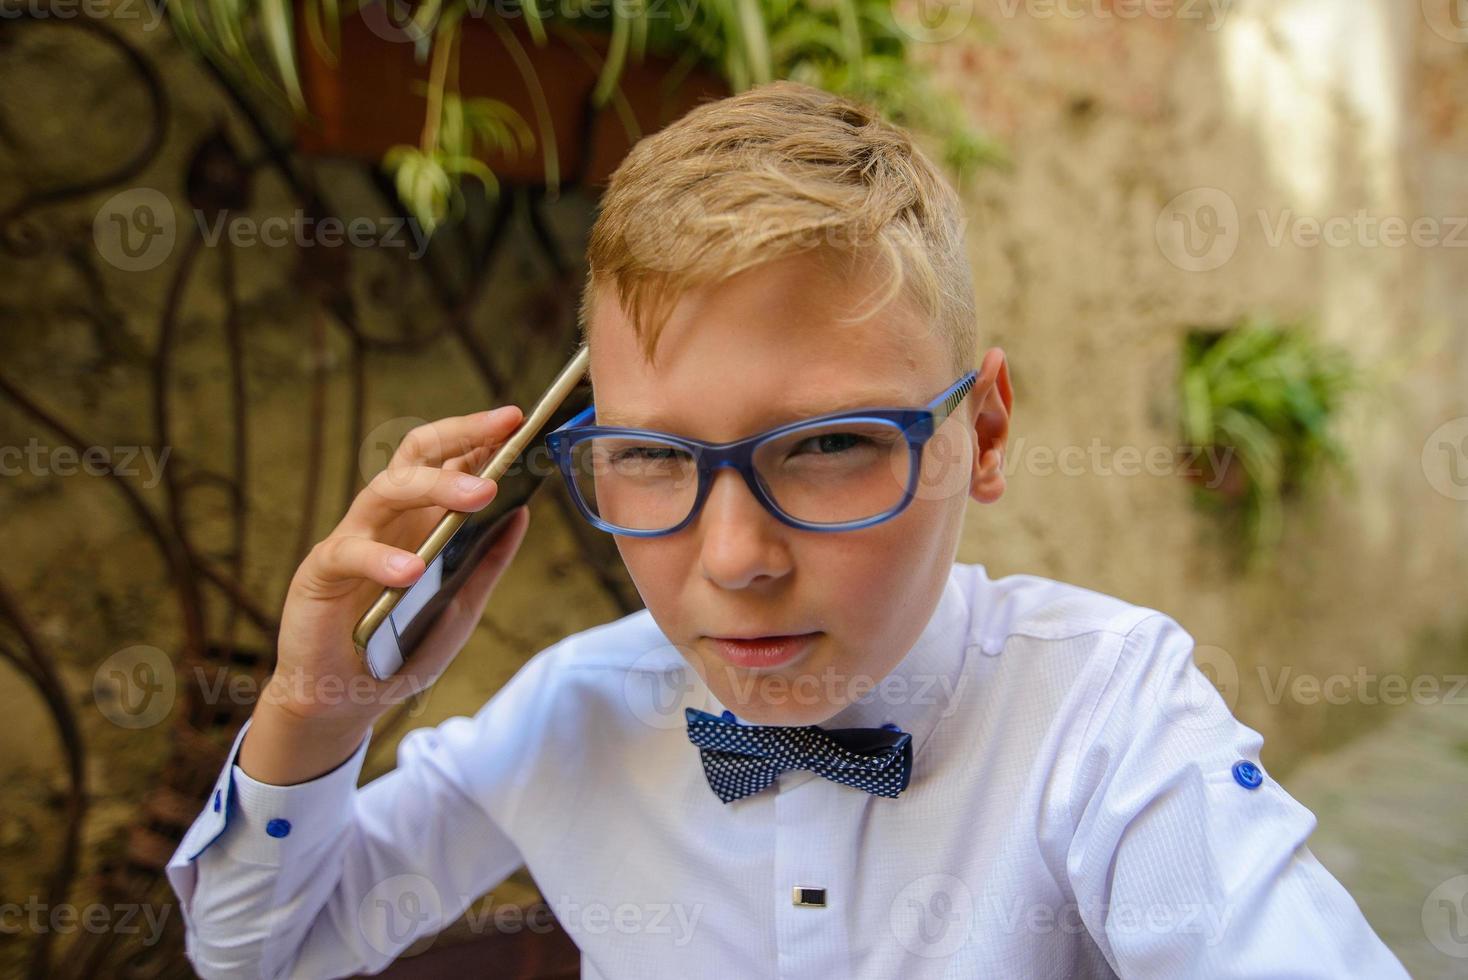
696,563,974,787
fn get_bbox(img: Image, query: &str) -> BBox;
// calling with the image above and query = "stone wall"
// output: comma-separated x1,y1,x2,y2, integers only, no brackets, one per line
1,0,1464,972
934,0,1468,757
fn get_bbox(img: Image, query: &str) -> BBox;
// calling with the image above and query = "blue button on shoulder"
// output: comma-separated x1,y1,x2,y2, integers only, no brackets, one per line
265,818,292,838
720,710,737,723
1232,760,1263,789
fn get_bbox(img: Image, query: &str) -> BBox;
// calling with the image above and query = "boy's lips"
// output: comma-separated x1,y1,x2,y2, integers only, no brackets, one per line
706,632,821,670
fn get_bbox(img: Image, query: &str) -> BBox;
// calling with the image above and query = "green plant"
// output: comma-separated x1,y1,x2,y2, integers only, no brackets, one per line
1180,315,1360,564
166,0,1003,232
635,0,1005,179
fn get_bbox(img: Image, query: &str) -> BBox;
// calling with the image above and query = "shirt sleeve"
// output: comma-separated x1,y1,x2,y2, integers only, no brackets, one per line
164,646,560,979
1062,612,1408,979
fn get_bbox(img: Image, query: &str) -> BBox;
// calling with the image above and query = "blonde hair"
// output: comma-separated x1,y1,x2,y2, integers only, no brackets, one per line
579,79,976,376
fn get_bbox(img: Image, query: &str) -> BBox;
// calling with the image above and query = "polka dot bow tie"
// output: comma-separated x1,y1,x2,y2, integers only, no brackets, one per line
684,706,914,804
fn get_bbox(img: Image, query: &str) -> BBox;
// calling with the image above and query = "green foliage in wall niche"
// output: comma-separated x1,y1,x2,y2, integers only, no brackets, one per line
1180,315,1360,568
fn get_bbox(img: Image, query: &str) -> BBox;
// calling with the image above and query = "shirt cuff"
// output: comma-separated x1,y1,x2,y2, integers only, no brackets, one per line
171,716,372,867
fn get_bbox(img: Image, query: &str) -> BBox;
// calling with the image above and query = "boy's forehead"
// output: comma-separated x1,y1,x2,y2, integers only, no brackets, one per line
588,331,944,437
592,377,922,432
585,252,951,436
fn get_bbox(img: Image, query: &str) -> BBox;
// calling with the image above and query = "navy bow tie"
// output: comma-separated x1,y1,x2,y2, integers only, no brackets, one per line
684,707,913,804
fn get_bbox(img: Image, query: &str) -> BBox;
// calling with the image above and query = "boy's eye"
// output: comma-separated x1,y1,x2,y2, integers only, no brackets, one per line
605,444,695,471
790,432,869,456
613,446,679,462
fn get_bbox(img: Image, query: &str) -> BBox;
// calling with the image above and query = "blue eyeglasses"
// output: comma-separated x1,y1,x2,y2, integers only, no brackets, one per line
543,370,979,537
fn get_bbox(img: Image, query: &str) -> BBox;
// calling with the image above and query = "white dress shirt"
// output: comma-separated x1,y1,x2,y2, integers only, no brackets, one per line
165,561,1407,979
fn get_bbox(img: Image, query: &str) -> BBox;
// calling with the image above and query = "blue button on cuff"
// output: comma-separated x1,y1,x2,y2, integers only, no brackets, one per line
265,818,292,839
1232,759,1263,789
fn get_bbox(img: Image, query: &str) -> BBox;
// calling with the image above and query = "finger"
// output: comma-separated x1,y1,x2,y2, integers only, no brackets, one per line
342,466,499,532
392,406,524,470
295,534,425,600
395,506,531,686
443,441,494,476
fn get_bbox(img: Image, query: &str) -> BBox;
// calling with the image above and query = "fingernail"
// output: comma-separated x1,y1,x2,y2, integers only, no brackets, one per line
388,554,416,572
457,474,491,493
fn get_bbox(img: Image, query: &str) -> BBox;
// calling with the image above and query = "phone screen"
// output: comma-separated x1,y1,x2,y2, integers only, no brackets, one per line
361,381,591,679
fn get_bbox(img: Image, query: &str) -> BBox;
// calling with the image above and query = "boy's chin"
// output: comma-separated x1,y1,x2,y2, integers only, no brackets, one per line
711,690,849,728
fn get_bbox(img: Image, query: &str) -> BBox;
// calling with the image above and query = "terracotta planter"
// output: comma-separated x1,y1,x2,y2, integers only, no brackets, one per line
1181,444,1251,501
293,8,728,187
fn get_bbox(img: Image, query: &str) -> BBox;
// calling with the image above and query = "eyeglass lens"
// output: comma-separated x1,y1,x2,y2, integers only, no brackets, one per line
566,419,914,532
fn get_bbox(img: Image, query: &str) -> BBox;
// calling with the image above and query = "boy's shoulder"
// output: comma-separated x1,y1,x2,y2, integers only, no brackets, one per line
960,561,1173,655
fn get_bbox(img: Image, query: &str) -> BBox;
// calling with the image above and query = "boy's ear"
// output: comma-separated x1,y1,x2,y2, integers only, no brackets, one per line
969,348,1012,505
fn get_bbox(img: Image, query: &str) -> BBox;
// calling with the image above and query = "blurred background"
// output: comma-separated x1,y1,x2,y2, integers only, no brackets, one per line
2,0,1466,976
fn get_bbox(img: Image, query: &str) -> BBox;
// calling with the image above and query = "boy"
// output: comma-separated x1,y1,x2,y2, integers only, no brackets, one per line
166,81,1406,978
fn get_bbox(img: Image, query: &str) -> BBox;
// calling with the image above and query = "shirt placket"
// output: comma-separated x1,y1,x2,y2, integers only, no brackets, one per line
773,772,858,978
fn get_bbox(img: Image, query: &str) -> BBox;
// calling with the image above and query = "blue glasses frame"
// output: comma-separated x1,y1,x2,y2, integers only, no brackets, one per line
543,370,979,536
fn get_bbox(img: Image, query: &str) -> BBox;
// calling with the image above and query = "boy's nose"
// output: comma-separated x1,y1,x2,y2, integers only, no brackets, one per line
695,469,791,590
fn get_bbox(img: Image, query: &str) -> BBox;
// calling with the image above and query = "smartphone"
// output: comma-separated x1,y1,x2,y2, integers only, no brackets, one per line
353,346,591,679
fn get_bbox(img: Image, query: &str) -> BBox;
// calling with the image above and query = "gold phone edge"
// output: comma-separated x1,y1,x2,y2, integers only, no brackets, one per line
351,346,591,660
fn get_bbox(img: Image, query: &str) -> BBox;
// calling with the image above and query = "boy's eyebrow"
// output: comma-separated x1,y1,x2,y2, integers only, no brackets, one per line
596,386,920,432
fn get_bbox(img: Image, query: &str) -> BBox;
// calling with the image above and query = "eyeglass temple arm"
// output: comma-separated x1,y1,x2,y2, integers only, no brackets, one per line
554,372,977,437
927,370,979,428
552,405,596,433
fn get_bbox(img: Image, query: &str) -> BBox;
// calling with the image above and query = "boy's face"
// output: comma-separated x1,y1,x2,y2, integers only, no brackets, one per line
588,249,1010,726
